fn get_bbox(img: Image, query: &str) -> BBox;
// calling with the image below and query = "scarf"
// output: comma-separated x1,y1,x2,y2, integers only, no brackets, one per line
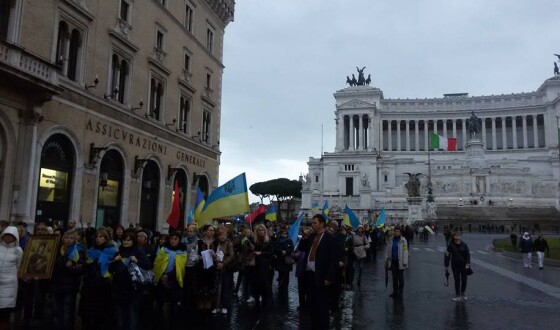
87,246,117,277
163,247,186,274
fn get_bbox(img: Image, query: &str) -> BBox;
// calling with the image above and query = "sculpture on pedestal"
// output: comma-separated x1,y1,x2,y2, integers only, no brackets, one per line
466,111,482,138
404,173,422,197
345,67,370,86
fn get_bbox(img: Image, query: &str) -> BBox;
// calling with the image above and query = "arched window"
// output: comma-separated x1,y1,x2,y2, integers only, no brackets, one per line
118,59,128,103
56,22,69,66
67,29,81,81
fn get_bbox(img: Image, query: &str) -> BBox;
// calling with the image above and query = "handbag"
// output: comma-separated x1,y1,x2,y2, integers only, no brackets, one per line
127,261,155,287
466,266,473,276
353,246,367,260
284,255,295,265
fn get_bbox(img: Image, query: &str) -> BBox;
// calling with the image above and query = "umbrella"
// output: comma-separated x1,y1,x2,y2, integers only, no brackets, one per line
444,269,450,287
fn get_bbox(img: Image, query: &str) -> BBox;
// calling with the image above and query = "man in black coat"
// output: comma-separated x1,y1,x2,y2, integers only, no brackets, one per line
303,214,339,329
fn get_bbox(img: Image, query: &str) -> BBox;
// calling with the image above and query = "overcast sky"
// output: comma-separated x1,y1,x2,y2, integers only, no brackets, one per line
218,0,560,203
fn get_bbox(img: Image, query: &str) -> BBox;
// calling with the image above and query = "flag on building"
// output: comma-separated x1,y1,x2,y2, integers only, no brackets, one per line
288,212,304,246
265,204,277,221
321,200,330,220
247,204,267,224
166,180,181,229
376,208,386,228
193,186,205,221
430,132,457,151
199,173,250,226
343,205,360,229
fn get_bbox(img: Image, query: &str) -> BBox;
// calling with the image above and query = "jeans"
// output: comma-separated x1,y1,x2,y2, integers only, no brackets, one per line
52,290,77,330
114,298,139,330
390,263,404,296
522,253,532,267
218,270,233,309
354,258,364,284
536,251,545,268
452,267,468,296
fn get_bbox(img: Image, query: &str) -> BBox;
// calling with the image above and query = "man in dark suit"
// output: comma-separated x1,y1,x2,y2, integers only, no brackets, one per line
304,214,339,329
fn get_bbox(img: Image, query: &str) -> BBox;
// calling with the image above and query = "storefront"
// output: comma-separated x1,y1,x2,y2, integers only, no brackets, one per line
95,149,124,228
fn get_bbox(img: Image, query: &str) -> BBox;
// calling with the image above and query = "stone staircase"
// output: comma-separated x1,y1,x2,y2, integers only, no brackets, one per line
436,206,560,223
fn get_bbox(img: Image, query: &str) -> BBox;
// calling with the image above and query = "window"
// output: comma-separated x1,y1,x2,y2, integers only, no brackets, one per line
159,0,167,7
315,176,319,183
185,4,194,32
206,73,212,89
384,175,388,182
156,30,164,50
206,28,214,52
178,96,190,133
120,0,130,22
184,53,191,72
0,0,11,40
107,53,130,104
202,110,211,143
149,78,164,120
56,20,82,81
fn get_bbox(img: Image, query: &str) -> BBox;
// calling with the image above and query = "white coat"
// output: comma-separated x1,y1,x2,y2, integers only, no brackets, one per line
0,226,23,309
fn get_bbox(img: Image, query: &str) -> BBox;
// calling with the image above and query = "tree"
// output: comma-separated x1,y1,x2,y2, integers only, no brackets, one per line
249,178,302,220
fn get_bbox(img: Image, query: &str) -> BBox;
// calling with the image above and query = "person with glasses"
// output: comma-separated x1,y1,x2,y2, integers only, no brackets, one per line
444,232,471,302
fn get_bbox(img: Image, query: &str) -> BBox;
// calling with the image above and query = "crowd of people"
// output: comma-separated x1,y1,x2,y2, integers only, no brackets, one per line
0,216,551,330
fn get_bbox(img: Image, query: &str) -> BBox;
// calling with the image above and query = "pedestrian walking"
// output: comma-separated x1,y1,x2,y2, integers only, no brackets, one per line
533,234,550,270
444,232,471,302
0,227,23,330
352,226,369,287
385,227,408,298
519,232,533,268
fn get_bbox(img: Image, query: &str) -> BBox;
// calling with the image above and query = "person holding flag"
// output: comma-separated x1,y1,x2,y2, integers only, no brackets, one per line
52,230,84,330
79,228,117,330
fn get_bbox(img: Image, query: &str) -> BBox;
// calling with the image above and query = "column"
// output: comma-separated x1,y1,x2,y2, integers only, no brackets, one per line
522,115,528,148
533,115,538,148
351,115,355,150
336,114,343,151
358,115,363,149
452,119,457,138
512,116,517,149
396,120,401,151
501,116,507,150
405,120,410,151
443,120,448,137
491,117,497,150
482,118,486,149
424,120,429,151
388,120,392,151
415,120,420,151
462,119,467,149
370,116,374,151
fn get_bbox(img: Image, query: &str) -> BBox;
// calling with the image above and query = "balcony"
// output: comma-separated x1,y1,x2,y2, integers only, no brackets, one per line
0,39,61,97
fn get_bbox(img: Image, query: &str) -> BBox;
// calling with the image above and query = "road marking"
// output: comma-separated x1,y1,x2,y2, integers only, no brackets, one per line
424,248,434,252
475,250,488,255
471,258,560,300
437,247,446,252
411,247,420,251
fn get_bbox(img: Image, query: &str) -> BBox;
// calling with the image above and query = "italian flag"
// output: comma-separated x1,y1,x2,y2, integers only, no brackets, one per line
430,132,457,151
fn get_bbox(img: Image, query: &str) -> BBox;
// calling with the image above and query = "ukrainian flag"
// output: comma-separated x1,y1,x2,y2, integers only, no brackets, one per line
343,205,361,229
321,200,329,220
311,201,320,215
265,205,277,222
288,212,304,246
186,209,194,224
68,244,80,262
199,173,250,225
194,186,206,221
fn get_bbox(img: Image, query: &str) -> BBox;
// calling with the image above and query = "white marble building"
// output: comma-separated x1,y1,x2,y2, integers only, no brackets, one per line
301,75,560,224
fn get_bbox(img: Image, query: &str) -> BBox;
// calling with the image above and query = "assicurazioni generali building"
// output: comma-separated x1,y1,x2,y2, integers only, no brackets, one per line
302,70,560,226
0,0,234,231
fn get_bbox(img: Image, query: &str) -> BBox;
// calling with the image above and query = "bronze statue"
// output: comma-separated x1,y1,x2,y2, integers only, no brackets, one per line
555,62,559,76
404,173,422,197
351,74,358,86
466,111,482,138
356,66,366,86
346,76,353,86
365,74,371,85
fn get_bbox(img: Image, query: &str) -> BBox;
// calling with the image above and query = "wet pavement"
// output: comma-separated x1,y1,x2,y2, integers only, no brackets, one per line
200,233,560,329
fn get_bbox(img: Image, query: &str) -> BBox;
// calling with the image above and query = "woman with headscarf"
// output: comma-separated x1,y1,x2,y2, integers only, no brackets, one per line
273,226,294,294
444,231,471,301
52,230,84,330
153,231,186,329
519,232,533,268
252,224,274,312
109,231,150,330
0,227,23,330
79,228,117,330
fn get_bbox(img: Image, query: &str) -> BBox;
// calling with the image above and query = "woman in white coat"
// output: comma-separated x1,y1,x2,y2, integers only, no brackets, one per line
0,226,23,330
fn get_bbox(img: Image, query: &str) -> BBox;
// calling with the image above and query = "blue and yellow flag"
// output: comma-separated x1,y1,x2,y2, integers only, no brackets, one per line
321,200,329,220
265,205,277,222
186,209,194,224
311,201,320,215
199,173,250,226
68,244,80,262
194,186,206,222
343,205,361,229
376,208,386,228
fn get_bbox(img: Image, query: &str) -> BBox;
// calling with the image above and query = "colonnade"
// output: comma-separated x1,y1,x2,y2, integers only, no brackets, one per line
381,114,545,152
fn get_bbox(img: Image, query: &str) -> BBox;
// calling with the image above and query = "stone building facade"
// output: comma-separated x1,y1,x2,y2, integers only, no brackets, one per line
0,0,234,231
301,74,560,224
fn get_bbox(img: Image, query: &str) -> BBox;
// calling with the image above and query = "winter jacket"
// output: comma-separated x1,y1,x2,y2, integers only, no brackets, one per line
533,238,550,253
109,245,150,301
519,237,533,253
52,243,85,294
273,236,295,272
0,227,23,309
444,241,471,269
385,236,408,270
